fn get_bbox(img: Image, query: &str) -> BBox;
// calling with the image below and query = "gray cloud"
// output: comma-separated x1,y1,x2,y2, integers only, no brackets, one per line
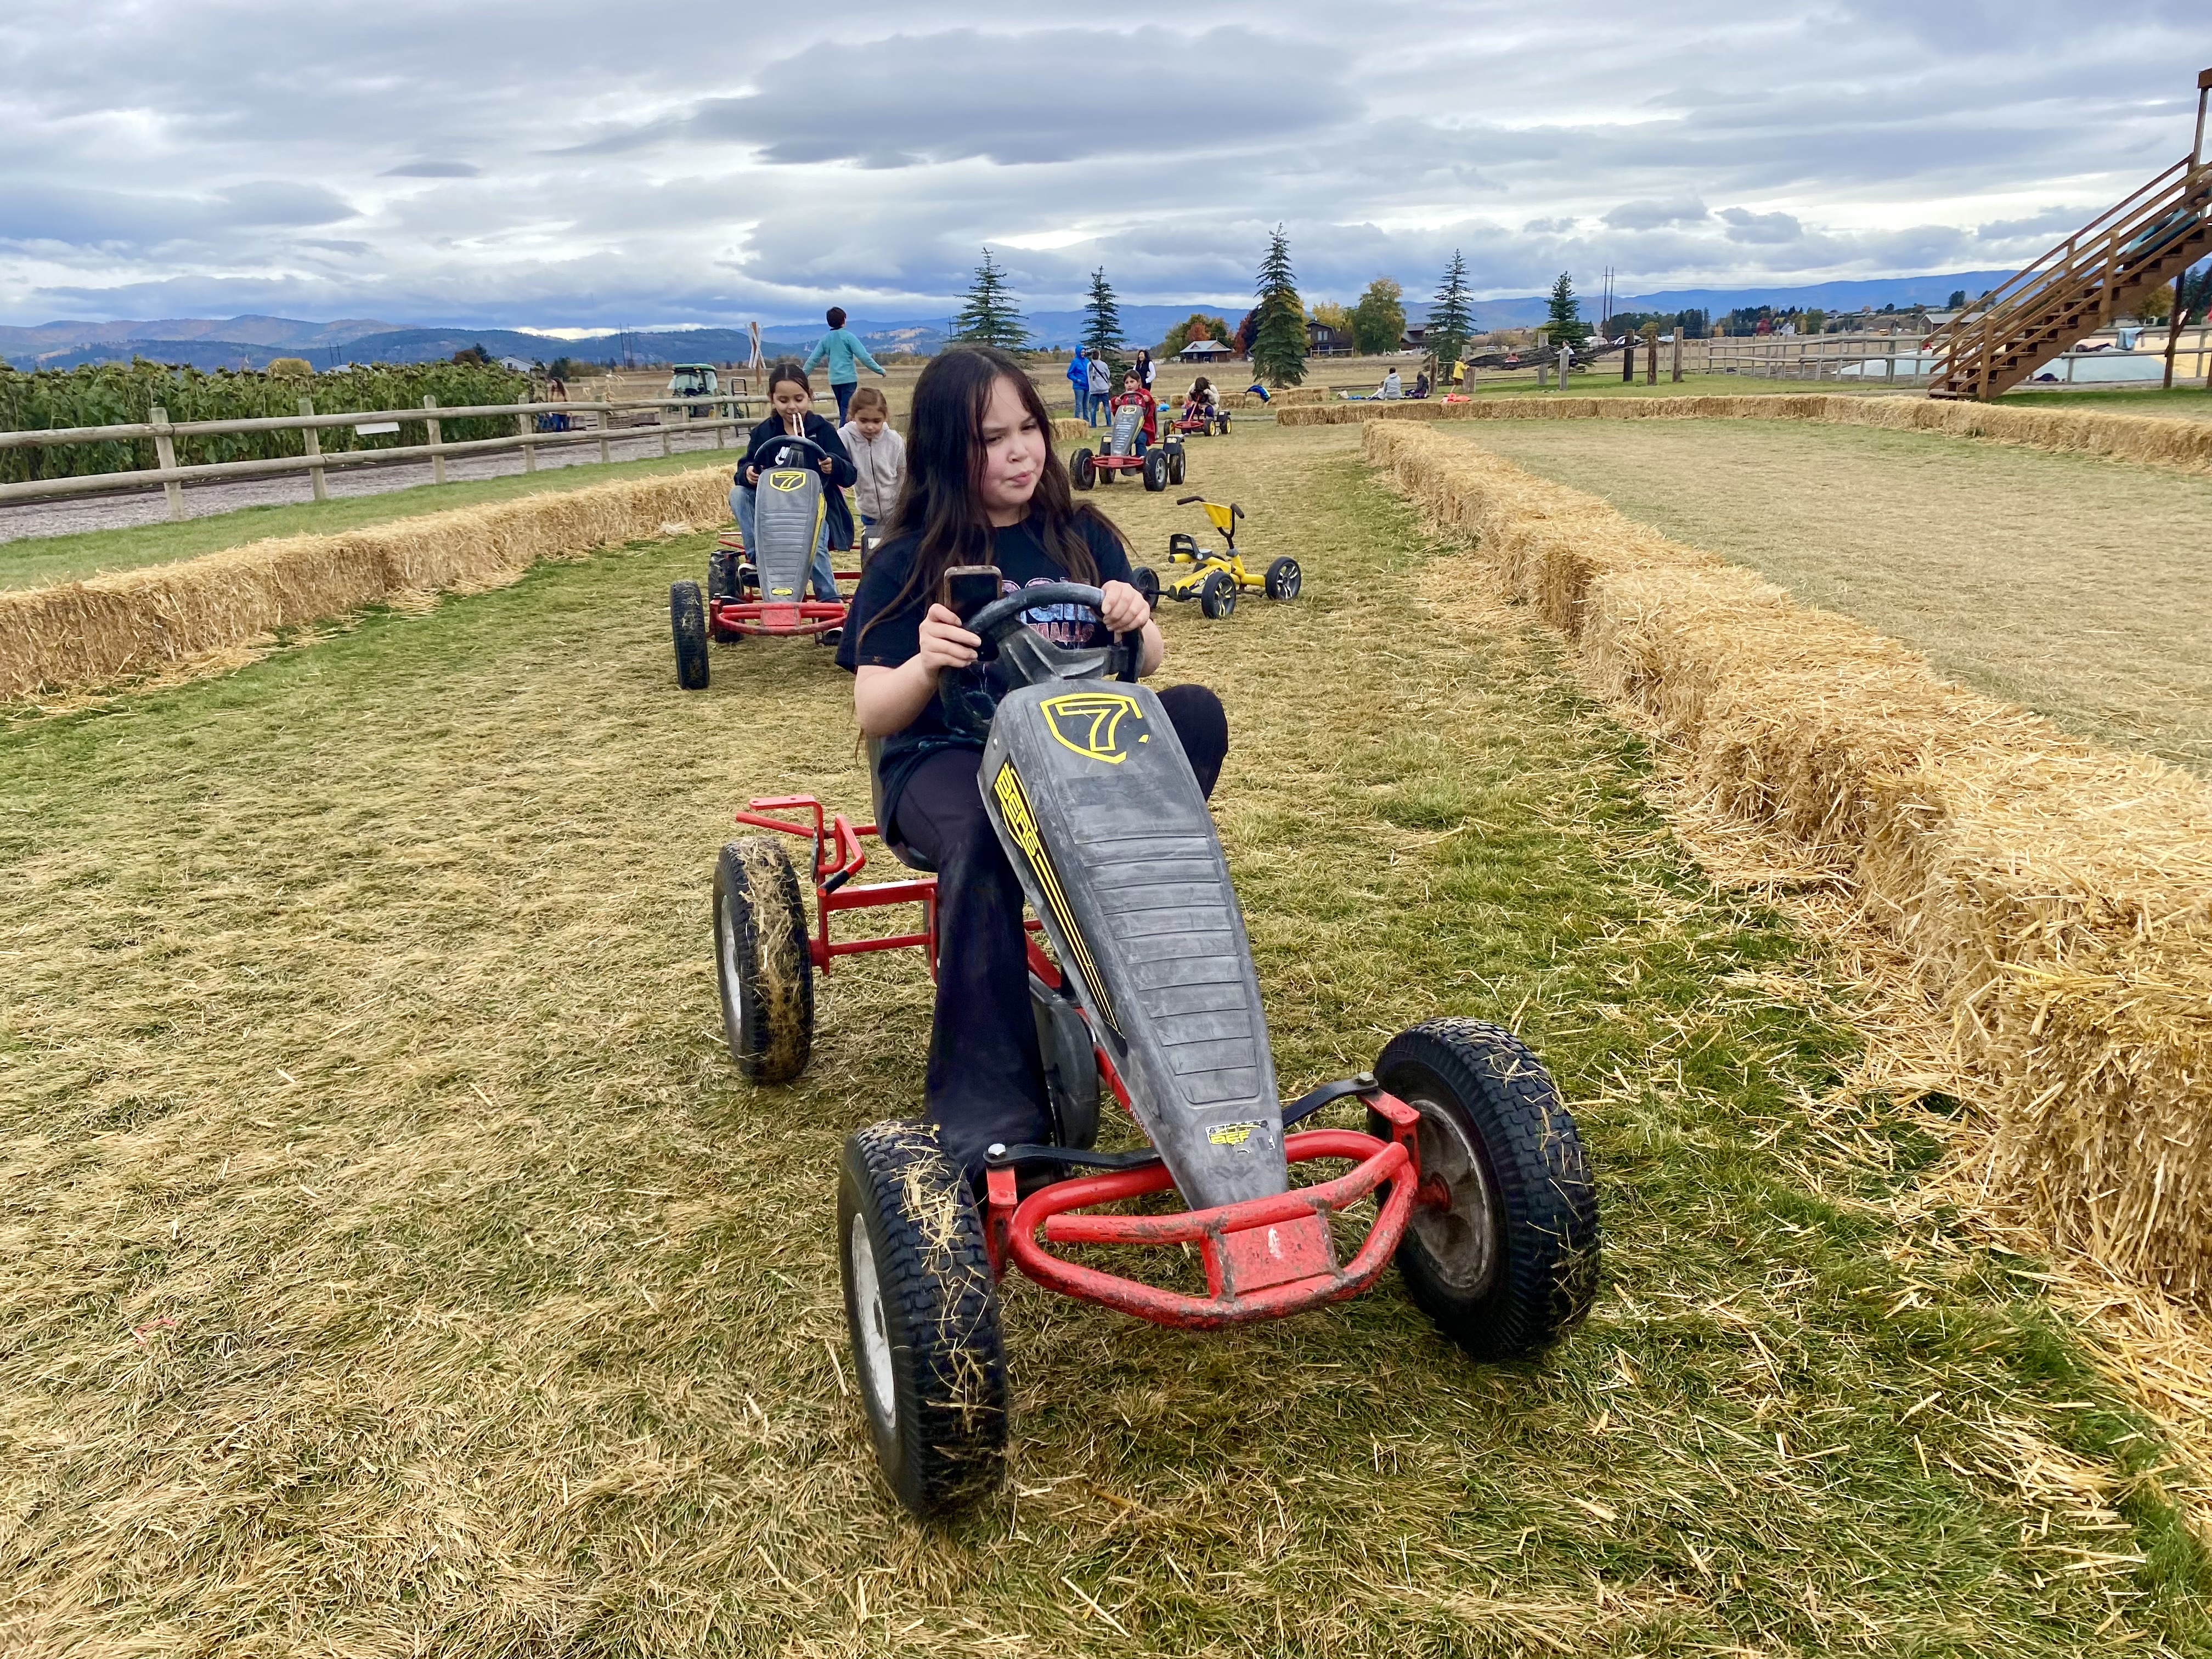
1,0,2203,326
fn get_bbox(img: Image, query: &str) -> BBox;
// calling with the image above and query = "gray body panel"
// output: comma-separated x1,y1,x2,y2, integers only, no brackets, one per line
1107,405,1143,458
979,681,1285,1209
752,465,823,601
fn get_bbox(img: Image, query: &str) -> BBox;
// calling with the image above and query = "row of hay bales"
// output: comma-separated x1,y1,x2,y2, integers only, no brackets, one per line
1286,393,2212,473
1364,419,2212,1305
0,465,733,701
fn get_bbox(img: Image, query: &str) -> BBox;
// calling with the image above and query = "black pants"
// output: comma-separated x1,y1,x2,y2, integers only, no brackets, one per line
832,380,856,422
891,684,1229,1178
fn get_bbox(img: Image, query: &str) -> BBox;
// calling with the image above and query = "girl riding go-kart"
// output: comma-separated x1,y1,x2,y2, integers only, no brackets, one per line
838,347,1227,1182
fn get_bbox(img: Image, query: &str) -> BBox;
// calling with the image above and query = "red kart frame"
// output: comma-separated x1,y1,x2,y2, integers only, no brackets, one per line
708,529,863,640
732,794,1430,1332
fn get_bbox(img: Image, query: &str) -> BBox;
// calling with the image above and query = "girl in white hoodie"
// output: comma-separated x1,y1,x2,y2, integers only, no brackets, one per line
838,385,906,544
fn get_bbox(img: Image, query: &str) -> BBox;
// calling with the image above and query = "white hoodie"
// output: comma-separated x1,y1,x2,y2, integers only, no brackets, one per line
839,420,907,522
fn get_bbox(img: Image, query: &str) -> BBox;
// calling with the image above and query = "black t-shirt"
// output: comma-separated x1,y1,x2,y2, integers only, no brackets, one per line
837,515,1136,835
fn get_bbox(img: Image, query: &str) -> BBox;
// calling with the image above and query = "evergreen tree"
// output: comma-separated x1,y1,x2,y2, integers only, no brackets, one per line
949,249,1028,351
1544,272,1592,348
1080,267,1126,365
1351,276,1406,355
1426,250,1477,374
1251,225,1307,386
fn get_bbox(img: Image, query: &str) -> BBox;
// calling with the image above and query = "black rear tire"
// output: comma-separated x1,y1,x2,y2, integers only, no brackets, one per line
1167,444,1187,486
707,550,743,641
1370,1018,1598,1360
1198,570,1237,619
839,1122,1008,1518
1264,556,1302,600
1072,448,1096,490
1131,566,1161,610
1142,448,1169,491
713,839,814,1082
671,580,710,690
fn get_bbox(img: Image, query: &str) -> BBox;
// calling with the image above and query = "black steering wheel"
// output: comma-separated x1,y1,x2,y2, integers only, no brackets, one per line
939,581,1142,740
741,432,829,479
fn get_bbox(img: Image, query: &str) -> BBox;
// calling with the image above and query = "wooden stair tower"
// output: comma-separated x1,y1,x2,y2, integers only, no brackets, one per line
1926,67,2212,400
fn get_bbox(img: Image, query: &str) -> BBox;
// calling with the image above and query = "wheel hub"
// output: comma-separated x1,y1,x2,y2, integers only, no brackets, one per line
1406,1094,1500,1295
848,1211,897,1431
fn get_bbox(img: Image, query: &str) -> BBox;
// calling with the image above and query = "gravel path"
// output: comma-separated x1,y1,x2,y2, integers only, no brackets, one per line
0,426,742,544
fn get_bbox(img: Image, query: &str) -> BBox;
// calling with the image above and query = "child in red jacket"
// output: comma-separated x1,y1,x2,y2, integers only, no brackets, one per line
1109,368,1156,450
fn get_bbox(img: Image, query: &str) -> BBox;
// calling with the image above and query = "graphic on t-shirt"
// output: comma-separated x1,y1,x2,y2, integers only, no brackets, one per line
1007,574,1101,648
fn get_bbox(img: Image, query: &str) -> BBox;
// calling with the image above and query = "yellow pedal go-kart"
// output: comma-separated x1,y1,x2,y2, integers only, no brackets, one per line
1132,495,1302,620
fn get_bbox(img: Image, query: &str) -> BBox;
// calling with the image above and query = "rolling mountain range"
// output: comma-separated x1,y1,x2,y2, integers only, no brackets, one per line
0,270,2025,372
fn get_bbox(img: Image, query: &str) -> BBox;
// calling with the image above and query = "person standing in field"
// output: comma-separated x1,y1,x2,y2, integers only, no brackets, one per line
1084,348,1112,427
802,307,888,424
838,385,906,542
1135,347,1155,392
1064,349,1091,423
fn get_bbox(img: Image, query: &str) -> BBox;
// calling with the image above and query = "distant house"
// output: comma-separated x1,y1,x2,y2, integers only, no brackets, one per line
1176,338,1234,362
1400,325,1427,352
496,355,534,372
1307,320,1353,356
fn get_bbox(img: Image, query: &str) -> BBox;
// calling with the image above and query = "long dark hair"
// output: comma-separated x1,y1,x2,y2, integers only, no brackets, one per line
860,347,1125,649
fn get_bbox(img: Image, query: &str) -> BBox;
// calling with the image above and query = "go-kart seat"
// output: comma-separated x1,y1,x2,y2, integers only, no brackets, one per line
867,736,937,872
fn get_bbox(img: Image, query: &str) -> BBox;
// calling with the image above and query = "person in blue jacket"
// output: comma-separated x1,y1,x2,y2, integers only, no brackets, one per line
1064,348,1091,422
801,307,887,422
733,361,860,634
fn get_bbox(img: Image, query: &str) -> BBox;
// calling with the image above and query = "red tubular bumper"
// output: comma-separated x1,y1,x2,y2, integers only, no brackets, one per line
711,599,848,637
992,1108,1421,1330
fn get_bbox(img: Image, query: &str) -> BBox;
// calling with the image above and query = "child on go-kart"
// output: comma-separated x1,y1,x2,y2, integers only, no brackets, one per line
732,360,859,610
838,347,1229,1181
1109,368,1157,453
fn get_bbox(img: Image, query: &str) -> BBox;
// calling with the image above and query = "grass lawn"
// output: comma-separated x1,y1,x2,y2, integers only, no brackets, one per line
1995,383,2212,418
1436,417,2212,778
2,424,2204,1656
0,449,735,592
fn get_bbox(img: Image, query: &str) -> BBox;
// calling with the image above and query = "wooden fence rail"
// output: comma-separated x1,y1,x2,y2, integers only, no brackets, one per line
0,394,761,517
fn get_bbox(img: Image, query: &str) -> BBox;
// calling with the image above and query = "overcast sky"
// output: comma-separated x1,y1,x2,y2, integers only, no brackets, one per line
1,2,2205,328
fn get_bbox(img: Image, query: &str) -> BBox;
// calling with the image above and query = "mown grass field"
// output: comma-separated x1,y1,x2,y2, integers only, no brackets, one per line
0,449,733,592
1437,417,2212,778
3,424,2207,1656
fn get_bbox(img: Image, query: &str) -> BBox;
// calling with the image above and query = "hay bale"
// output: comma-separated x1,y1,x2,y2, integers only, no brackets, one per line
1050,417,1089,442
1366,418,2212,1304
0,466,732,700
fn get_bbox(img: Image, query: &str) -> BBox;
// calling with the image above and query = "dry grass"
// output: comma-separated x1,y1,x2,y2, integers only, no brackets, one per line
1283,392,2212,475
4,424,2209,1654
1457,416,2212,777
1365,421,2212,1313
0,465,733,701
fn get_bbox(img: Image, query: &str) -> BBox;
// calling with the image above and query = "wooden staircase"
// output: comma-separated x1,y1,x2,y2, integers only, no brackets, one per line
1926,67,2212,400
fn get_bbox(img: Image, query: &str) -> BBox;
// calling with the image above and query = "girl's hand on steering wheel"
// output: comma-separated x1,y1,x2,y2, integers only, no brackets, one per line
742,464,759,486
1098,580,1150,636
817,456,835,476
916,603,980,678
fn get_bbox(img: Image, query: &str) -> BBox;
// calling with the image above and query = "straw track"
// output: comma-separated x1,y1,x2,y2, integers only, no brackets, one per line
4,424,2208,1653
1284,392,2212,474
1364,420,2212,1310
0,463,735,699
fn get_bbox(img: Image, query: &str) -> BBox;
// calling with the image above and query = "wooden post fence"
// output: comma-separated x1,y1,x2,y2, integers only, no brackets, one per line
518,399,537,473
299,395,328,500
149,405,183,522
1672,330,1684,382
422,396,446,486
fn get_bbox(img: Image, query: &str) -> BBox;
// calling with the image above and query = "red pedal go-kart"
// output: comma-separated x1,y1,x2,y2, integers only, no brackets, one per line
1169,397,1230,438
1071,400,1185,492
670,435,859,689
710,585,1599,1515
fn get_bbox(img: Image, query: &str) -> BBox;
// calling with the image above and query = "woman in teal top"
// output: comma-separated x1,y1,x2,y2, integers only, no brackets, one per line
802,307,888,422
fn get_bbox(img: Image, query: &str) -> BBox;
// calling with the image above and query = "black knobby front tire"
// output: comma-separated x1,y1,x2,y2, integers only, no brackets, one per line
1199,570,1237,619
1167,444,1187,486
671,580,710,690
1371,1018,1598,1360
1131,566,1161,610
1264,556,1302,600
712,839,814,1082
1073,448,1096,490
707,550,744,642
838,1122,1009,1518
1142,448,1169,492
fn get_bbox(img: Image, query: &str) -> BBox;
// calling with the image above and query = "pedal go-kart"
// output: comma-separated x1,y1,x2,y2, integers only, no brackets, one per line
1071,402,1185,492
708,584,1599,1516
1168,397,1230,438
1131,495,1301,620
668,435,859,689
